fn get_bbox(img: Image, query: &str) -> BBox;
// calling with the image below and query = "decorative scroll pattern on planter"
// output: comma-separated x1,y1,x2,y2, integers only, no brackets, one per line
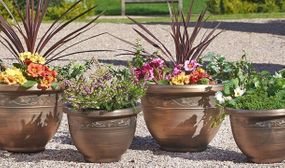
247,119,285,128
144,96,215,108
80,117,136,129
0,94,61,106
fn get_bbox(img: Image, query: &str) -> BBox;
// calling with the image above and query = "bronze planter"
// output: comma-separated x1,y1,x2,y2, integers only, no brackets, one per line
67,106,140,163
142,85,223,152
0,85,63,152
227,108,285,163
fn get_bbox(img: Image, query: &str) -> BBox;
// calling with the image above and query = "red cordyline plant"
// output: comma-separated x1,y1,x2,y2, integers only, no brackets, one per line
130,0,222,65
0,0,105,90
0,0,104,64
125,0,223,85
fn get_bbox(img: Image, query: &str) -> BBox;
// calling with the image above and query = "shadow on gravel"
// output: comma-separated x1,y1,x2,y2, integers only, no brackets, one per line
153,146,247,163
130,136,160,151
0,149,85,163
143,20,285,36
131,136,247,163
95,59,285,74
51,131,73,145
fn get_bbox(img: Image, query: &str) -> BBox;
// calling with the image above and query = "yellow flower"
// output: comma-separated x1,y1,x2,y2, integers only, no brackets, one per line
196,67,205,74
0,68,27,85
36,55,46,64
170,72,189,85
19,52,46,64
19,52,32,62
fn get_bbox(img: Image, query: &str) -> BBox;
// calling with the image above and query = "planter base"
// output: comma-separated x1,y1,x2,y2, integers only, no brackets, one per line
85,156,121,163
248,157,285,164
3,147,45,153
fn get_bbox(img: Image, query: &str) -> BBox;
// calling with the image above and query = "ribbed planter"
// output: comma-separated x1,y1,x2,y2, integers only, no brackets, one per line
227,108,285,163
142,84,223,152
67,106,141,163
0,84,63,152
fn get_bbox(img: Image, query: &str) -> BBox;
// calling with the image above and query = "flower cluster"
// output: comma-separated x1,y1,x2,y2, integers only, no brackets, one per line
19,52,46,65
170,60,213,85
0,68,27,85
215,86,246,104
132,56,215,86
0,52,58,90
27,63,57,90
64,66,145,111
133,58,166,83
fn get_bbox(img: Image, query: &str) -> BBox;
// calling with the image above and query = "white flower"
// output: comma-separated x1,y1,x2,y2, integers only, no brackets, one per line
215,91,225,104
273,72,282,78
224,96,233,101
234,87,246,97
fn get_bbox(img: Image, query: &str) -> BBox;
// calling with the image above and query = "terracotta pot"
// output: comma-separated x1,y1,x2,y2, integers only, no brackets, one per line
0,85,63,152
142,84,223,152
67,106,140,163
227,108,285,163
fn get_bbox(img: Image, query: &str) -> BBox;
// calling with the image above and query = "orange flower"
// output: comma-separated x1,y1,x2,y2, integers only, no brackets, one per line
40,66,57,78
4,76,18,85
27,63,44,78
38,78,52,90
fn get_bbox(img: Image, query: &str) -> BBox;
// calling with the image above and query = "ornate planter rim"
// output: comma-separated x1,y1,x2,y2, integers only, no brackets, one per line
146,84,223,94
65,105,142,118
0,84,63,93
226,108,285,117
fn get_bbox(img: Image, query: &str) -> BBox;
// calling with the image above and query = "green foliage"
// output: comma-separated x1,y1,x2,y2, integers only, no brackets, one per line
21,80,37,89
207,0,221,14
95,0,208,15
202,52,253,83
64,65,146,112
0,0,18,20
232,90,285,110
54,59,95,81
46,0,94,20
207,0,285,14
219,68,285,110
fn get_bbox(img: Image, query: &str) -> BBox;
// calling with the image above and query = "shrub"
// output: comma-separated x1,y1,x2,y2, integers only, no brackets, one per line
0,0,18,20
207,0,284,14
46,0,94,20
207,0,222,14
64,65,145,111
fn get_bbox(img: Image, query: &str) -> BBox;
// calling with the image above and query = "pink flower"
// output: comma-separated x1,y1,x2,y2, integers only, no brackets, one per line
142,64,154,80
184,60,201,72
173,64,183,76
149,58,164,68
133,68,143,81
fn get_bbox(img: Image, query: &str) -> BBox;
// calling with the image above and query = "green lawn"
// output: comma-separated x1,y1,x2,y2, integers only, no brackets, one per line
96,12,285,23
94,0,208,15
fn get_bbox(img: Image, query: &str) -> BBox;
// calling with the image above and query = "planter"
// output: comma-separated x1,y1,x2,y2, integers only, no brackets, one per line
227,108,285,163
142,84,223,152
67,106,141,163
0,85,63,152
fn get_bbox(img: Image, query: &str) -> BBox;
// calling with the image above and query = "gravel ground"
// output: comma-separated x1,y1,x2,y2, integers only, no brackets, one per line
0,19,285,68
0,19,284,167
